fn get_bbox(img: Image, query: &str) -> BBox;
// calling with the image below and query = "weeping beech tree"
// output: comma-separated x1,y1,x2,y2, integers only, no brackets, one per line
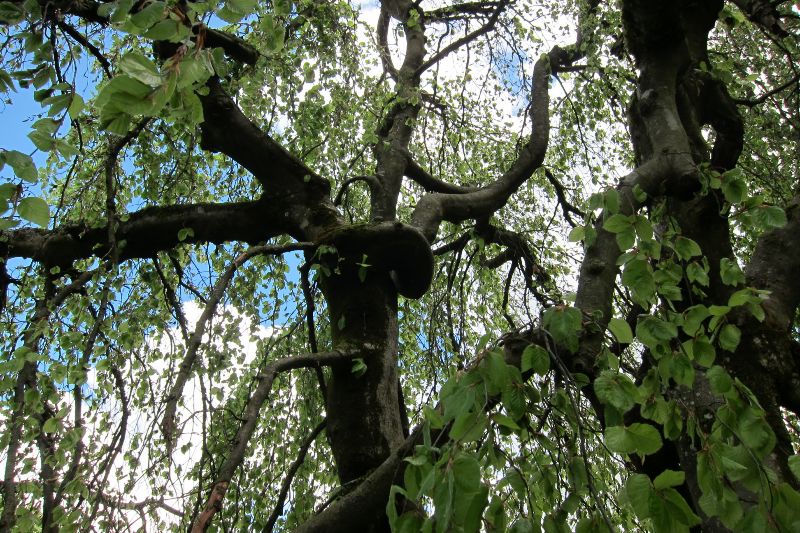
1,0,799,531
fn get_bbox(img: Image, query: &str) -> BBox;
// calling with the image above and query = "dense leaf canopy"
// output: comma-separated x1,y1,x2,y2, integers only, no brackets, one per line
1,0,799,532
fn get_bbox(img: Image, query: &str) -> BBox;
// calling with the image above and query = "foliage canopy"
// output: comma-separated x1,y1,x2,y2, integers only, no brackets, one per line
1,0,799,531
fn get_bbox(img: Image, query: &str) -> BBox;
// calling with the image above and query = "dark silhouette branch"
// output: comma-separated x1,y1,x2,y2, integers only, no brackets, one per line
415,0,510,75
160,242,314,446
191,350,360,533
262,420,327,533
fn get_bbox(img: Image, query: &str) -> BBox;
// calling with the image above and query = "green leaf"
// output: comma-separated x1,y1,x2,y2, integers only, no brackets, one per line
682,305,710,336
119,52,162,87
719,258,745,286
608,317,633,344
0,1,25,24
568,226,584,242
707,365,732,394
689,337,716,367
623,474,653,517
636,316,677,349
177,227,194,241
686,261,709,286
542,306,582,353
350,358,367,377
130,1,165,29
450,411,487,443
521,344,549,375
3,150,37,182
603,213,633,233
452,454,481,494
674,236,702,260
721,172,746,204
622,259,655,306
653,469,685,490
18,196,49,227
143,19,180,40
789,455,800,482
42,417,59,433
604,188,620,214
68,93,85,119
28,130,55,151
605,423,662,455
660,487,701,527
615,228,636,251
755,205,787,229
718,324,741,352
594,370,639,412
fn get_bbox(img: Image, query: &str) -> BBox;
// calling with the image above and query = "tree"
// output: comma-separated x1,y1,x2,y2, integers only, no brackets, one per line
1,0,799,530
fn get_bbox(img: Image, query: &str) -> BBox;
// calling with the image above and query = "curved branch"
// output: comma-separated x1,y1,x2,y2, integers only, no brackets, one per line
410,51,553,242
376,5,399,80
403,149,477,194
334,175,382,206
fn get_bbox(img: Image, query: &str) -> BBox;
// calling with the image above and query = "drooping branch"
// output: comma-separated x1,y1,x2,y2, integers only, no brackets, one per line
56,20,112,77
262,420,327,533
160,242,314,445
2,270,94,531
295,331,549,532
190,350,359,533
415,0,509,75
544,168,586,226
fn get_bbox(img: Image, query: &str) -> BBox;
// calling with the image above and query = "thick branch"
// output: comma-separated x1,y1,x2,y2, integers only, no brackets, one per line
0,200,295,268
198,79,332,204
729,0,789,36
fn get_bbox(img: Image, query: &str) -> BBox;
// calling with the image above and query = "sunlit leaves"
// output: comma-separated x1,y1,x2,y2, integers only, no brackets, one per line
17,196,49,227
0,150,37,182
120,52,163,87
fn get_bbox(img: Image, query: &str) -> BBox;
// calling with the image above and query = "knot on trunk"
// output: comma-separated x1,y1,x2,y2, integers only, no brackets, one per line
316,221,433,299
